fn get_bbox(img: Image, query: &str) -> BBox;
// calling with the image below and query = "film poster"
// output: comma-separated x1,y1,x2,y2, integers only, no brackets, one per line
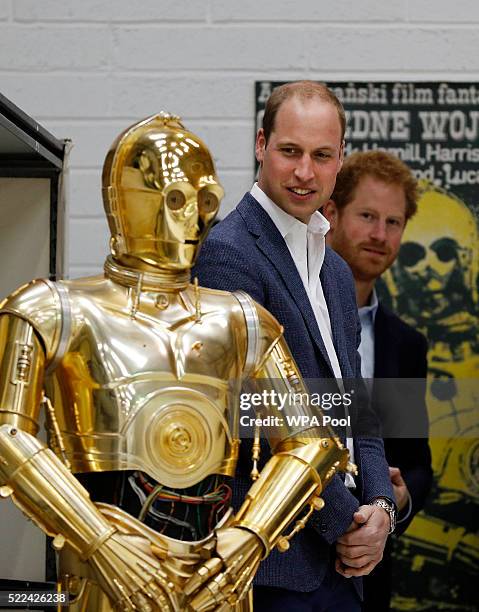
256,81,479,611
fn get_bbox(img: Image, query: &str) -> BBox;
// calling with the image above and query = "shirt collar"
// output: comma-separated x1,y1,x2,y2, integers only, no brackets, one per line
358,288,379,322
250,183,330,239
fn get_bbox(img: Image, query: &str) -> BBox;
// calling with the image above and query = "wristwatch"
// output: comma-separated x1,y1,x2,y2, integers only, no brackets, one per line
370,497,397,534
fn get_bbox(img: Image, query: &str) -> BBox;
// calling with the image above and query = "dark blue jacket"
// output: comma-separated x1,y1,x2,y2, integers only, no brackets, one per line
363,303,433,610
193,193,393,593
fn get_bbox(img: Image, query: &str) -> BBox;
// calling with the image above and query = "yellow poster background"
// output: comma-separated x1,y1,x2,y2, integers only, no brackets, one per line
380,183,479,611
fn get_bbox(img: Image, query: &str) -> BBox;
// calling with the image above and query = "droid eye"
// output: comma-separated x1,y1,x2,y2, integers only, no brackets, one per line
166,189,186,211
431,238,459,263
198,189,219,214
398,242,425,268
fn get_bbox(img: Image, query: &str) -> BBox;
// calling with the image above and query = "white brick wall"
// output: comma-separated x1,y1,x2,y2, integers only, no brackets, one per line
1,0,478,278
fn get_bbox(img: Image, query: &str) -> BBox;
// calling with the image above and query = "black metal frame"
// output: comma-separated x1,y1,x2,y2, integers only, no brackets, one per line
0,93,66,592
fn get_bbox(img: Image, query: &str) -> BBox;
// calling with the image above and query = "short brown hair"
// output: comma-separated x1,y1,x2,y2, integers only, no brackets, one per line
262,80,346,144
331,150,418,220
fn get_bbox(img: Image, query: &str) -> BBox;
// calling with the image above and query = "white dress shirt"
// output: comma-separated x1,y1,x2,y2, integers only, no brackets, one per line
251,183,355,486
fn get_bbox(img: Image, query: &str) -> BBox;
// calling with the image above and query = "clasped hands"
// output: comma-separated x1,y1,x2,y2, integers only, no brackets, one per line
335,466,409,578
335,503,390,578
87,523,262,611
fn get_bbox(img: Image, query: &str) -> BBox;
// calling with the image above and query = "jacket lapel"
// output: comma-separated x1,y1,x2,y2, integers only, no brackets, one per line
237,194,334,375
320,256,353,378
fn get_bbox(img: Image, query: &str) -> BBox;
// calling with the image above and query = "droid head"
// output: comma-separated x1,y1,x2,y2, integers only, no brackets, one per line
102,113,224,272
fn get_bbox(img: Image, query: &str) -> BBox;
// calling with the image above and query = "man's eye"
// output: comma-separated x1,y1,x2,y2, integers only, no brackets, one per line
387,219,402,227
361,212,373,220
280,147,296,156
315,152,331,160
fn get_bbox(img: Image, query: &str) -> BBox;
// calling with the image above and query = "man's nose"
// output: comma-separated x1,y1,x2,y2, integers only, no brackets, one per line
294,154,314,182
369,220,387,242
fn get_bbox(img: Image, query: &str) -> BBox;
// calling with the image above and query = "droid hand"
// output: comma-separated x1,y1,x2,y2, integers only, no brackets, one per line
183,527,263,611
87,530,180,611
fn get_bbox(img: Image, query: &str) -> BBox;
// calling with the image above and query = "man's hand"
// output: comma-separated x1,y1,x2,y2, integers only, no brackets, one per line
335,504,389,578
389,466,409,512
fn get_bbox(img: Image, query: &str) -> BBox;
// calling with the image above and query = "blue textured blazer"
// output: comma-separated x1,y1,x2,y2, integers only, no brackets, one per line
193,193,393,593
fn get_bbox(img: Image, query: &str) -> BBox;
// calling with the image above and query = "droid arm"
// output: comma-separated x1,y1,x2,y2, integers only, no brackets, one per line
232,317,353,557
0,313,175,610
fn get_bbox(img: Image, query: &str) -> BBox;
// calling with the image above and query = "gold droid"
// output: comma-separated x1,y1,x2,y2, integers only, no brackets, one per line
0,114,352,611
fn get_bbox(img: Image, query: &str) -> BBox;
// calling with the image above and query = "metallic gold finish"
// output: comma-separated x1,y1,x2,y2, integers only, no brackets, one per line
0,314,45,434
52,534,66,551
42,392,71,469
347,461,359,476
312,497,325,511
250,424,261,481
0,114,350,611
0,423,179,610
232,438,349,558
102,113,225,273
276,503,315,552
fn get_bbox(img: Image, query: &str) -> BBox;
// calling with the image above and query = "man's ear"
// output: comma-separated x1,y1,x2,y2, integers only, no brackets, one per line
323,199,338,229
255,128,266,165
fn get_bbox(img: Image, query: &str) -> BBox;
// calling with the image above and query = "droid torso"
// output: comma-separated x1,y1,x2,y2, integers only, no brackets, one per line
2,267,251,490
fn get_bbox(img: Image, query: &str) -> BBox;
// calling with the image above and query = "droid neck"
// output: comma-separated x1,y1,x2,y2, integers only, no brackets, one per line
104,256,191,292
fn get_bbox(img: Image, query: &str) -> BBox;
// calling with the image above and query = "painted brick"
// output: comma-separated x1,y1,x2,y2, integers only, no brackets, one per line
1,0,478,276
44,121,126,167
211,0,407,22
68,170,103,218
1,75,111,118
113,27,307,71
409,0,479,22
48,117,252,169
111,76,254,119
46,119,215,168
14,0,206,22
69,218,109,266
0,25,112,70
205,123,254,170
68,265,104,280
0,0,10,20
216,171,253,218
308,27,479,71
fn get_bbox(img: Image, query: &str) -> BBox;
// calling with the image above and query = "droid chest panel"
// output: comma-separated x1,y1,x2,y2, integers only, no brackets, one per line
47,299,243,487
125,385,234,487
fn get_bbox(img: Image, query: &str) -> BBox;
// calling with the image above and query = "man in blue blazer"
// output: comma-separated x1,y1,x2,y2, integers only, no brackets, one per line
194,82,395,611
324,150,432,611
